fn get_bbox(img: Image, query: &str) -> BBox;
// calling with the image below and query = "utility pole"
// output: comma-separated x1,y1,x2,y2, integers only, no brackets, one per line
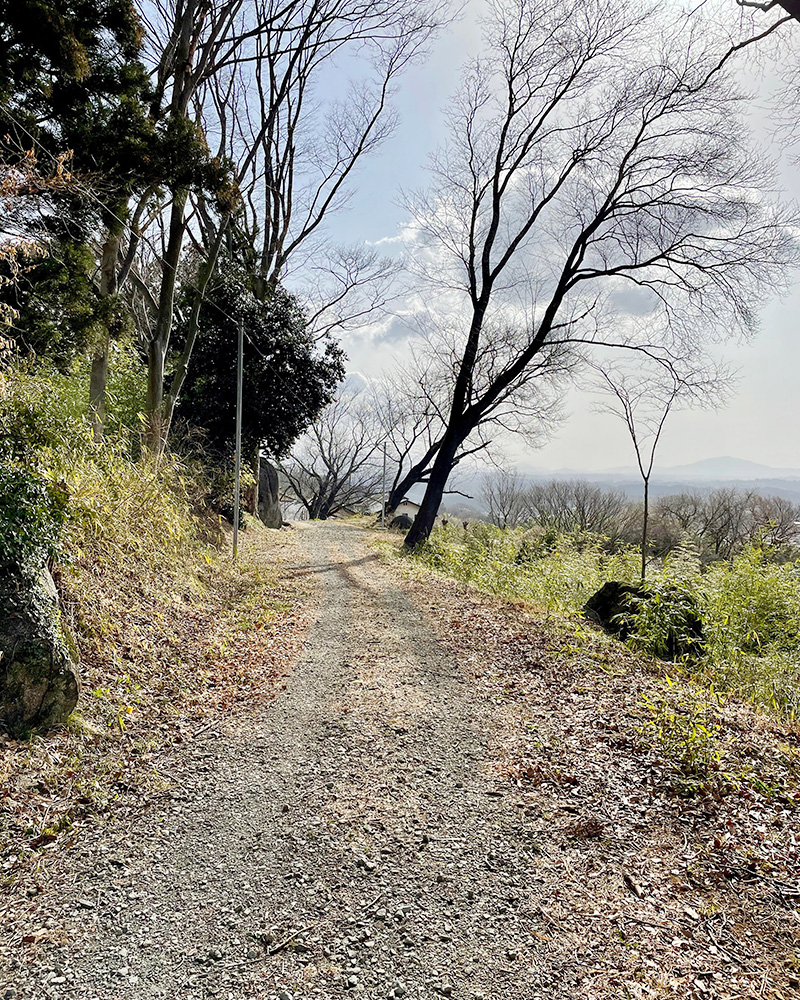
232,319,244,560
381,442,387,528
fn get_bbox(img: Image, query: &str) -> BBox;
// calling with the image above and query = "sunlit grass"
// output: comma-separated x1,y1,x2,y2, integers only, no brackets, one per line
411,522,800,719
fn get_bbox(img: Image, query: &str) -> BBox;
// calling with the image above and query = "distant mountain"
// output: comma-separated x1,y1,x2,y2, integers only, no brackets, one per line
656,457,800,480
520,456,800,482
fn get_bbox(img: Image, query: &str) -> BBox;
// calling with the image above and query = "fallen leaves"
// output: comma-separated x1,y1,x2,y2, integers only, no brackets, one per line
0,524,314,901
396,553,800,1000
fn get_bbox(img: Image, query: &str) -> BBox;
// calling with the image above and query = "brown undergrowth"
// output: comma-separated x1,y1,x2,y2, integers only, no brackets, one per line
0,520,314,900
386,537,800,999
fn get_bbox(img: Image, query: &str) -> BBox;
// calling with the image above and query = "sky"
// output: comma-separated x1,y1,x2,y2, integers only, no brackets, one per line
322,1,800,473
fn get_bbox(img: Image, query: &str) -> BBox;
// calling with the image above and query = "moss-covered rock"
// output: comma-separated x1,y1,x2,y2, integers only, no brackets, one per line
0,565,81,733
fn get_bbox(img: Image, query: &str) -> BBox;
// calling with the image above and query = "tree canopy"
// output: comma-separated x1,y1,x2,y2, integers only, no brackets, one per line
176,264,345,461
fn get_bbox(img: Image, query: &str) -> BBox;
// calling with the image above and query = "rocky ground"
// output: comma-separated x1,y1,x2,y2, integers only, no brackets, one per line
2,521,800,1000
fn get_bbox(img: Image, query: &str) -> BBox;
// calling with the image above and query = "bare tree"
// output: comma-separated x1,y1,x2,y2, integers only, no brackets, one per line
737,1,799,23
647,489,800,558
374,323,573,511
523,479,628,537
702,486,758,557
278,389,384,520
107,0,450,449
656,492,708,535
590,356,731,581
748,493,800,547
483,468,528,528
399,0,798,548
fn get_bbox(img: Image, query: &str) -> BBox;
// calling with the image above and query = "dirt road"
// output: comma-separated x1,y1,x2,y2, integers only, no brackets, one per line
6,521,800,1000
5,522,570,1000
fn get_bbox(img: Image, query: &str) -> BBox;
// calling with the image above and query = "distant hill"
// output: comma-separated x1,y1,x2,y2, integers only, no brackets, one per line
396,457,800,521
444,456,800,514
655,457,800,481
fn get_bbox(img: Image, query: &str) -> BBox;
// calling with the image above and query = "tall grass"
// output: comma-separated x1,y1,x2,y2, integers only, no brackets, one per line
414,522,800,718
418,522,640,613
700,549,800,717
1,352,213,576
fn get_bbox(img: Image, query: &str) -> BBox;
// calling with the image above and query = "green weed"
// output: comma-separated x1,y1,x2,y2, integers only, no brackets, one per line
411,524,800,720
642,684,723,777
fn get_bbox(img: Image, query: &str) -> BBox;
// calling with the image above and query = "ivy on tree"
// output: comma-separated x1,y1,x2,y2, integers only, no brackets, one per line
176,265,345,462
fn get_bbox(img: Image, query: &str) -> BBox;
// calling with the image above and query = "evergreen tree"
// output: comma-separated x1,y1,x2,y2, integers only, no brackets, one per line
176,262,345,463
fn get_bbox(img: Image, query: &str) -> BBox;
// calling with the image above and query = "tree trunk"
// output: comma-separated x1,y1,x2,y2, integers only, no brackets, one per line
388,456,433,511
89,346,109,442
145,340,166,454
145,188,189,453
641,478,650,583
403,427,465,548
161,219,229,442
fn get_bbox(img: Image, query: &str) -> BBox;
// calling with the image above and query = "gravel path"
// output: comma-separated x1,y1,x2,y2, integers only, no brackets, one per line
5,522,569,1000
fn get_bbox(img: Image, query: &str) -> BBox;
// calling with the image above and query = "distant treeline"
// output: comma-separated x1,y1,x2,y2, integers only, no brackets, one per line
483,476,800,561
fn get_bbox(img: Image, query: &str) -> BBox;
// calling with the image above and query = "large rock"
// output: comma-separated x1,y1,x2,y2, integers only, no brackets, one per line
584,580,705,660
258,460,282,528
584,582,644,641
1,566,81,733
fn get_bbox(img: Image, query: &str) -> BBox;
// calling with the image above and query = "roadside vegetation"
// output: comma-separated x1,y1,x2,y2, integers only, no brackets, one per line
0,356,313,885
410,519,800,721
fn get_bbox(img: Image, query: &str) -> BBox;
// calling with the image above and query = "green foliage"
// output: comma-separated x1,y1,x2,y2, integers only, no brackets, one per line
203,463,257,514
0,349,145,462
413,522,800,719
641,682,724,784
0,465,68,569
0,351,159,574
176,263,344,460
0,359,90,462
3,243,103,365
702,547,800,656
0,0,150,174
0,352,212,578
417,521,639,614
619,583,705,661
698,548,800,718
0,1,230,370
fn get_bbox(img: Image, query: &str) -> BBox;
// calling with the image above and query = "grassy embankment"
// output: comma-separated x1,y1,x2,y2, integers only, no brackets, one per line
407,521,800,721
388,521,800,795
0,357,311,891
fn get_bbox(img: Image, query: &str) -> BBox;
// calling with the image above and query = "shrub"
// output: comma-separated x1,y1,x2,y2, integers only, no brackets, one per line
0,465,68,570
63,447,203,571
701,547,800,656
0,359,89,462
0,347,147,465
641,684,724,780
0,354,211,577
411,524,800,719
622,583,706,662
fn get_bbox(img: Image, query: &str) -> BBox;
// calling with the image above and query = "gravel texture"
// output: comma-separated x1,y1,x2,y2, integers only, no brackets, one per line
4,522,565,1000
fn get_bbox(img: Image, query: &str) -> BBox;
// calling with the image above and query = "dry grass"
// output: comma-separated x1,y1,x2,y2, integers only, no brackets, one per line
0,518,315,898
381,533,800,998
